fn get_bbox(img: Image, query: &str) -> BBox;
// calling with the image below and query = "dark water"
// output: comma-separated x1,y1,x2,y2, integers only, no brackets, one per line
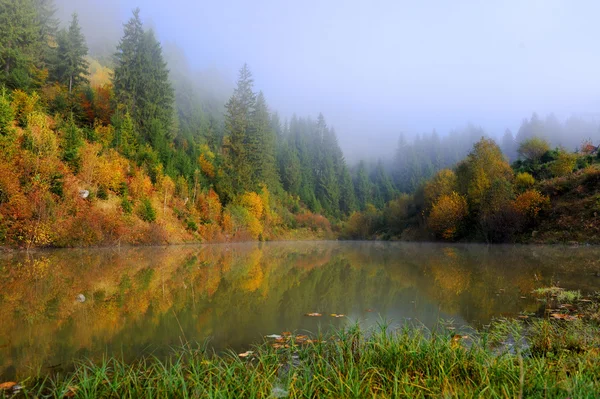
1,241,599,379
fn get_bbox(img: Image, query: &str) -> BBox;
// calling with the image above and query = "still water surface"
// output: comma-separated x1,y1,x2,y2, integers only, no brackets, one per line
1,241,599,379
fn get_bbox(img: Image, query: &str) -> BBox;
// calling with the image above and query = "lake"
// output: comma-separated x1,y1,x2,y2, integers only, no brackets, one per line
1,241,599,380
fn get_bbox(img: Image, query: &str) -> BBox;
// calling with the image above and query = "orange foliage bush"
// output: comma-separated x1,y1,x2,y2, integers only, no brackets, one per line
428,192,468,240
295,212,331,232
129,170,153,199
513,189,550,221
198,189,222,224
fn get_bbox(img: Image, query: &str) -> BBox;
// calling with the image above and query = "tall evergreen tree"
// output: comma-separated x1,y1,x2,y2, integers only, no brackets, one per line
0,0,41,88
113,8,174,162
247,91,277,190
354,160,372,210
55,13,88,93
219,64,255,200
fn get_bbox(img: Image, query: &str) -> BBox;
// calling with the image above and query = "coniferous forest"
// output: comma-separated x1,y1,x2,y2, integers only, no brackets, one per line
1,2,600,248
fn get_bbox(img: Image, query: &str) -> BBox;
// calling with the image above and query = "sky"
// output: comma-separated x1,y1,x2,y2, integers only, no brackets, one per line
55,0,600,160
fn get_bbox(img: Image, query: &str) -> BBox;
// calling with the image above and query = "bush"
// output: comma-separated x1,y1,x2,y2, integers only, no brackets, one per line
121,197,133,215
514,189,550,224
515,172,535,191
97,185,108,200
550,151,577,177
186,220,198,231
0,88,14,135
295,211,332,232
137,198,156,222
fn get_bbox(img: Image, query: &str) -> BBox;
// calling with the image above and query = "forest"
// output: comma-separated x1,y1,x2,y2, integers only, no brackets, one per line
1,1,599,248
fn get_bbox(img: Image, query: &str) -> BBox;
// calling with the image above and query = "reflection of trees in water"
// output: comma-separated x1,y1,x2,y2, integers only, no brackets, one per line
1,242,600,378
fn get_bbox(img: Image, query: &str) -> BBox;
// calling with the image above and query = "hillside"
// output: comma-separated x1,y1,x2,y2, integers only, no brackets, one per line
529,165,600,244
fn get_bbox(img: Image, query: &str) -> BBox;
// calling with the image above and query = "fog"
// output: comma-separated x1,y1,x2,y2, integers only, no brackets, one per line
55,0,600,162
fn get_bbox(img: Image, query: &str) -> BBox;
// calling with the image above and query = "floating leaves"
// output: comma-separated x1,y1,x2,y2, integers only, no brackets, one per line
330,314,345,318
266,332,321,348
305,313,322,317
238,351,254,358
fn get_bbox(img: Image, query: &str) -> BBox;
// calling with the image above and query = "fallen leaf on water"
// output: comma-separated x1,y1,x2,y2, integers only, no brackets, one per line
274,337,286,343
330,314,345,318
305,313,322,317
265,334,282,339
520,296,527,299
282,331,292,337
238,351,254,358
0,382,17,390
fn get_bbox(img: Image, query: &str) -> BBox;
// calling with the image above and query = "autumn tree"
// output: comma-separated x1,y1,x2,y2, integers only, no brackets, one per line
427,192,468,240
518,137,550,163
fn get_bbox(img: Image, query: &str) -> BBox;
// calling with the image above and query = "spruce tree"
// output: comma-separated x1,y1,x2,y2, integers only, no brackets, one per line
113,9,174,153
247,91,277,190
0,0,41,88
219,64,255,200
55,13,88,93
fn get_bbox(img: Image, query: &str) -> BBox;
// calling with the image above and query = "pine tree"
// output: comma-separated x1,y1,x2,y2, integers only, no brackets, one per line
113,8,143,112
0,0,41,89
113,8,174,163
219,64,256,200
247,91,277,190
338,165,357,214
354,160,372,210
55,13,88,93
62,115,83,172
113,110,137,157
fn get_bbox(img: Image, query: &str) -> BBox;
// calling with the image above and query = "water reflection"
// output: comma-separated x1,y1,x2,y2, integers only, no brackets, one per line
1,242,599,378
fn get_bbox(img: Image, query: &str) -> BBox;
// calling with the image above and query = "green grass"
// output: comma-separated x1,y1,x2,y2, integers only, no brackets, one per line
4,318,600,399
532,287,582,303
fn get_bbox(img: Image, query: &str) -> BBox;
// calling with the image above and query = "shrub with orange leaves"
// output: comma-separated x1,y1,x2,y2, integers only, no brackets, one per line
198,189,222,224
129,170,154,199
427,192,468,240
513,189,550,222
295,211,332,232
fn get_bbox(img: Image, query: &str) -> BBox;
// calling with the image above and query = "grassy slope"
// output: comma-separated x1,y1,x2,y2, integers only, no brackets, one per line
527,165,600,244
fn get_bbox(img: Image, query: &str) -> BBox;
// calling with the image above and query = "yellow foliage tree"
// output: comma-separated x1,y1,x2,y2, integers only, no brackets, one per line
239,192,264,220
424,169,457,209
428,192,468,240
